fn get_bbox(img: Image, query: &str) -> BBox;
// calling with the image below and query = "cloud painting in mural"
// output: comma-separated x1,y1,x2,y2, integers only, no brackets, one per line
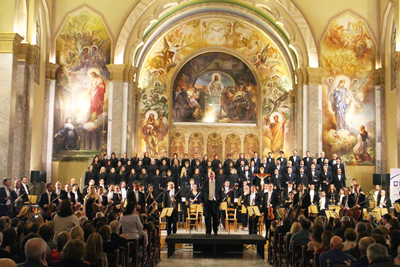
321,13,375,165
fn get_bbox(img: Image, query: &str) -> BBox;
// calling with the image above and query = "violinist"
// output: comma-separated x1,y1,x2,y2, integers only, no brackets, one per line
38,183,57,221
105,184,116,214
145,184,157,215
83,185,102,221
326,184,338,205
163,181,181,236
114,185,123,214
72,184,83,208
353,184,367,220
283,181,295,204
339,187,355,217
318,191,329,216
64,184,76,206
119,181,127,202
127,181,145,213
54,182,68,206
240,185,250,231
309,184,319,205
13,180,29,204
189,184,200,205
221,181,235,229
293,183,310,218
263,183,279,234
245,185,261,235
337,188,346,205
377,189,391,215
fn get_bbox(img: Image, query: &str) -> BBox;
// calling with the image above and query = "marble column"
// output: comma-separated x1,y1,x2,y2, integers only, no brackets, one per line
41,63,59,183
294,68,305,155
297,67,324,158
0,33,23,177
393,52,400,168
126,66,138,157
10,43,40,178
107,64,137,157
372,68,386,173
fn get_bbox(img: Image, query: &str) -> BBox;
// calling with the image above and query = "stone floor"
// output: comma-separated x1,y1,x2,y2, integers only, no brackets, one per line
159,227,272,267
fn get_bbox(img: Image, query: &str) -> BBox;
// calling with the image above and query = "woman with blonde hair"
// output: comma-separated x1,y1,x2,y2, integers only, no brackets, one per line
84,233,108,267
83,185,102,221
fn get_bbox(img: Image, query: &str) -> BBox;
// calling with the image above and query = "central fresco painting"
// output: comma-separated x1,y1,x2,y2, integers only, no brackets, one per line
172,52,257,123
138,18,292,156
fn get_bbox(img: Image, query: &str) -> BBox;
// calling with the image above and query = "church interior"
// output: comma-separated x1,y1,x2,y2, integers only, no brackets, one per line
1,0,400,265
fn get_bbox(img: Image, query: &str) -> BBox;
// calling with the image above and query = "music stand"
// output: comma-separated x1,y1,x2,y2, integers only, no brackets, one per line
277,208,285,220
374,207,388,216
394,203,400,213
308,204,318,215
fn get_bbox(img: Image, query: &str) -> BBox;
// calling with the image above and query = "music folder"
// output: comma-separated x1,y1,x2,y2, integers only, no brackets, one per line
161,207,174,217
247,206,260,216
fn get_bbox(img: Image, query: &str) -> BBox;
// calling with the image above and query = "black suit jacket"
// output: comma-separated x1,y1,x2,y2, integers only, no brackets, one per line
317,157,326,165
163,189,181,208
377,195,392,214
262,191,279,210
297,173,308,186
200,179,223,204
294,191,310,209
277,157,287,168
341,194,355,208
12,188,29,203
289,156,301,167
66,191,76,205
332,163,345,175
302,157,313,167
38,191,58,209
319,171,333,184
308,190,319,205
0,187,11,204
127,190,145,209
244,193,262,210
251,157,261,168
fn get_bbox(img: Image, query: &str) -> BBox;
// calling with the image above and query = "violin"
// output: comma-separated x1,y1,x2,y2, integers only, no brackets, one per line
45,196,60,218
267,206,275,220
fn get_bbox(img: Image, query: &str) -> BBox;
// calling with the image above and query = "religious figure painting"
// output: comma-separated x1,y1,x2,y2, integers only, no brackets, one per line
172,52,257,123
54,10,111,152
138,18,292,156
321,13,375,165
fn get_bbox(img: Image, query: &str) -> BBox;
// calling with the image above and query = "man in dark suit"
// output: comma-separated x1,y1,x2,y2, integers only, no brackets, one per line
12,180,29,213
340,187,355,217
251,152,261,169
64,184,76,206
328,153,338,167
317,151,326,166
163,181,181,235
377,189,391,215
263,183,279,234
284,167,296,188
240,165,252,184
308,184,319,205
332,158,345,175
38,183,58,220
265,152,275,174
277,151,287,168
249,161,259,180
270,168,283,191
54,181,68,207
289,149,301,168
308,164,320,188
127,181,145,212
200,171,223,236
161,151,171,167
334,168,346,190
275,159,284,177
0,178,13,217
293,184,310,217
319,165,333,193
21,176,30,196
297,168,308,188
318,191,329,215
285,161,297,177
283,182,295,201
302,151,313,168
245,185,262,235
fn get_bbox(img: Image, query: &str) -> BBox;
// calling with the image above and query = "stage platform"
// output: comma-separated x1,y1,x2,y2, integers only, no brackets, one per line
165,234,266,259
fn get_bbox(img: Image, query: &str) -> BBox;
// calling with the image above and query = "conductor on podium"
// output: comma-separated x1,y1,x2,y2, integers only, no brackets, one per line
201,171,223,237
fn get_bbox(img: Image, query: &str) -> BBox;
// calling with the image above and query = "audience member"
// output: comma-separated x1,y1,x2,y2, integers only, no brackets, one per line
319,236,354,267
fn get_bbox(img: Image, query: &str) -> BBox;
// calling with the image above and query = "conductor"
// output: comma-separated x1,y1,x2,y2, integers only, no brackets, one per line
201,171,223,237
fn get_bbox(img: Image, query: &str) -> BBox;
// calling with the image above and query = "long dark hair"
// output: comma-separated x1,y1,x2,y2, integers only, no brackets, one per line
123,201,136,216
58,199,73,217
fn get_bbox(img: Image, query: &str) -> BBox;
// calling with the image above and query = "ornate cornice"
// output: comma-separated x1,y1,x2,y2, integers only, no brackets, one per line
45,62,59,80
0,33,23,53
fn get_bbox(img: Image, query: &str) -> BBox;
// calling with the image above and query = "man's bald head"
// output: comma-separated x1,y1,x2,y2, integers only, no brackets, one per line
359,237,376,255
0,259,16,267
330,236,343,250
25,238,47,261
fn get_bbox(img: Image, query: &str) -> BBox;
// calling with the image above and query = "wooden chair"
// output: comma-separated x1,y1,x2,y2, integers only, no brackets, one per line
258,212,265,235
302,245,314,267
195,204,203,230
185,206,198,231
267,229,273,264
276,233,286,267
125,239,139,267
326,259,348,267
291,242,303,267
106,249,119,267
225,208,237,232
313,252,320,267
267,230,278,265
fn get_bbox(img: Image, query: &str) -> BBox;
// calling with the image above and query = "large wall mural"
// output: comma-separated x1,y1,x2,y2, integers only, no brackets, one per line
138,18,292,156
54,10,111,153
321,14,375,165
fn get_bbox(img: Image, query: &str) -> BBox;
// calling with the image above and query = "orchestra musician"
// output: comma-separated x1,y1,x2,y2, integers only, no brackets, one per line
263,183,279,235
339,187,355,217
38,183,58,221
163,181,181,236
64,184,76,206
318,191,329,216
240,185,250,231
127,181,145,213
0,178,14,217
83,185,102,221
292,183,310,218
114,184,123,214
377,189,391,215
326,184,338,205
54,182,68,206
245,185,261,235
352,184,367,221
72,184,83,208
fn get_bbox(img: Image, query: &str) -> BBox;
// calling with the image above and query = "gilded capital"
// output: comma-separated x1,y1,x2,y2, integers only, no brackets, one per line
392,51,400,71
372,68,385,86
304,67,324,85
295,68,304,86
0,33,23,53
45,62,59,80
107,64,127,81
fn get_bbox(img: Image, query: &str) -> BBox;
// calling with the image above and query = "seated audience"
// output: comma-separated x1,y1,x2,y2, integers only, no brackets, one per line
50,231,70,264
16,237,47,267
84,233,108,267
319,236,354,267
367,243,397,267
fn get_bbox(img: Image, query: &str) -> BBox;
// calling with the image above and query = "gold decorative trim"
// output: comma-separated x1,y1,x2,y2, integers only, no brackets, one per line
0,33,23,53
304,67,324,85
392,51,400,71
372,68,385,85
46,62,59,80
107,64,127,81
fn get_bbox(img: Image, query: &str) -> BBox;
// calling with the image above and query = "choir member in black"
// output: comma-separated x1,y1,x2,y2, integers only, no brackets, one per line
98,167,107,185
21,176,30,196
308,184,319,205
216,168,226,185
64,184,76,206
266,152,275,174
277,151,287,168
163,181,181,235
241,165,252,186
221,181,235,229
334,168,346,190
319,165,332,193
101,153,108,167
297,167,308,187
251,152,261,169
178,167,189,191
228,168,239,188
318,191,329,215
110,152,118,167
38,183,58,220
165,170,176,190
332,157,345,175
263,183,279,234
249,161,259,179
115,161,122,173
317,151,326,166
240,185,250,231
298,160,308,175
10,180,26,216
181,153,190,168
153,152,160,166
245,185,261,235
193,160,204,178
145,184,157,215
105,160,112,173
130,153,139,166
211,154,221,173
161,151,170,167
284,167,295,188
114,185,123,214
289,149,300,168
237,160,246,175
127,168,136,187
377,189,391,214
147,159,158,177
308,164,320,188
139,168,149,188
270,168,283,191
339,187,355,217
127,181,146,213
200,171,223,236
191,153,200,168
92,155,101,179
302,151,313,168
135,160,143,174
98,187,108,208
293,183,310,218
285,161,297,177
105,184,116,214
223,154,234,175
152,169,163,202
85,165,96,185
170,159,180,181
183,161,192,180
326,184,338,205
108,167,120,185
72,184,83,208
125,160,133,174
142,152,151,167
189,183,200,205
83,185,102,221
236,153,248,168
120,152,129,165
